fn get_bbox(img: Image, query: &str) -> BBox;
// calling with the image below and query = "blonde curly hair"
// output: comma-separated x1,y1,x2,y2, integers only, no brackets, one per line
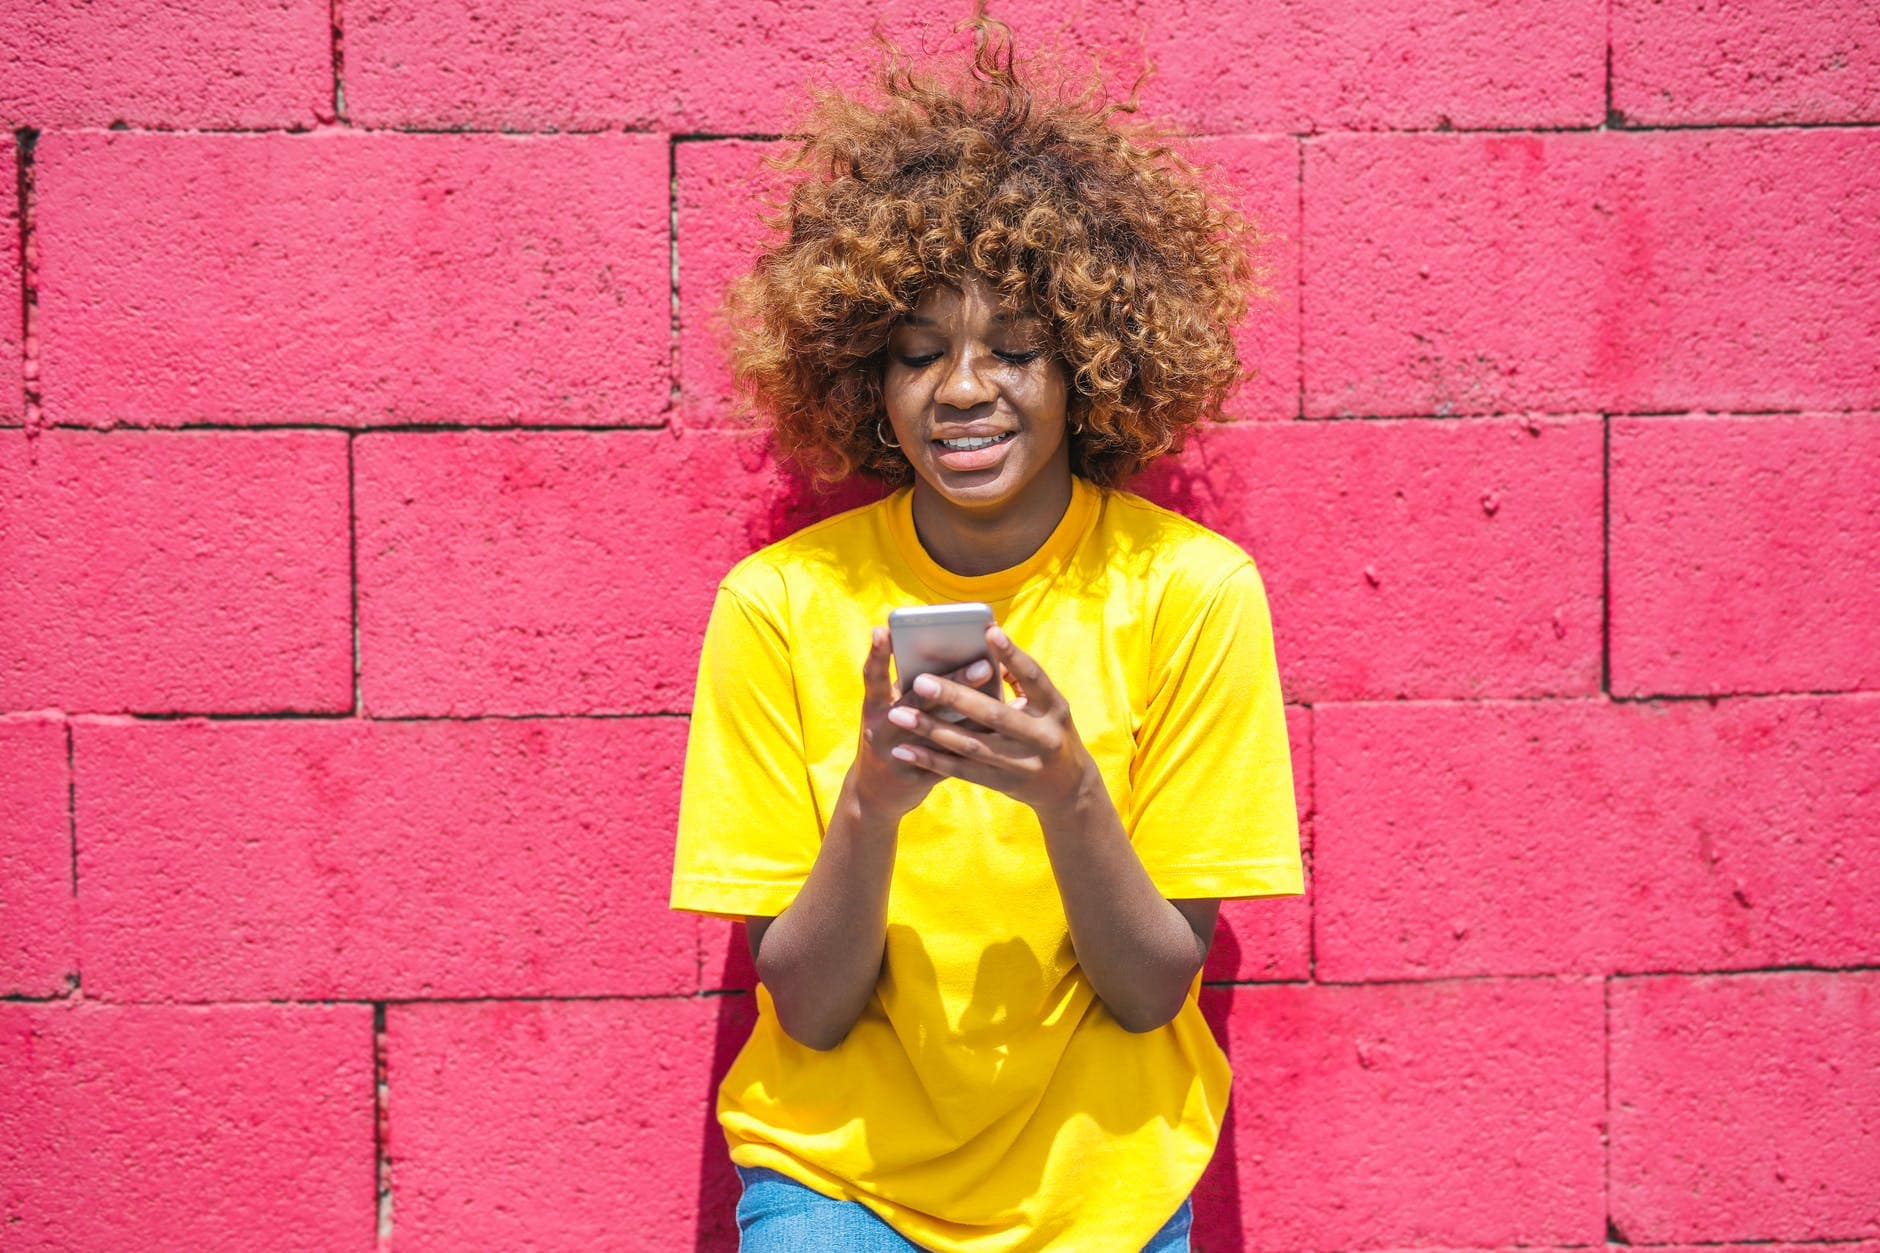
712,13,1273,488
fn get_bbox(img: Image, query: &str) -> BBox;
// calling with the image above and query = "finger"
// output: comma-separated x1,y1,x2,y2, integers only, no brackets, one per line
943,656,998,693
862,626,892,714
905,672,1031,738
987,626,1065,712
892,656,994,708
887,703,1019,763
887,647,992,707
889,740,991,787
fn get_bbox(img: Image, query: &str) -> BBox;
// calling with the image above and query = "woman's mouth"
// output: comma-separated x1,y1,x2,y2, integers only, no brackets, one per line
931,430,1017,472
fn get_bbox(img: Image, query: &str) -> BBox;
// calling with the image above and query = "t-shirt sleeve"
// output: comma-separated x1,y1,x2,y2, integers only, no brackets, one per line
669,577,823,919
1124,559,1304,900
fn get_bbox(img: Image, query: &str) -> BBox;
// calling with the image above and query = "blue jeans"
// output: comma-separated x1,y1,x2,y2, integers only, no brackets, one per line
734,1164,1193,1251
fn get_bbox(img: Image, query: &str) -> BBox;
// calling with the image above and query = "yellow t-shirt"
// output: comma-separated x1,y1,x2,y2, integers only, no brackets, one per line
670,473,1303,1252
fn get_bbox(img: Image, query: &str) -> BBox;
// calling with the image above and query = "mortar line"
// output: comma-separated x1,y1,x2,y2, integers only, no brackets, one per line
373,1002,391,1249
30,420,673,434
329,0,348,125
96,685,1879,724
1311,963,1880,989
63,720,80,994
1609,684,1870,703
1303,703,1316,984
1294,137,1305,422
1604,0,1619,129
349,433,362,714
1294,404,1866,422
50,963,1880,1009
668,134,682,425
1608,962,1880,981
114,708,690,723
77,989,757,1008
1601,413,1612,695
1602,975,1615,1243
16,128,38,430
23,407,1865,432
25,119,1880,137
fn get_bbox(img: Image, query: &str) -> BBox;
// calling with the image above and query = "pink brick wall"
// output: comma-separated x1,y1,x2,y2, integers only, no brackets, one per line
4,4,1876,1249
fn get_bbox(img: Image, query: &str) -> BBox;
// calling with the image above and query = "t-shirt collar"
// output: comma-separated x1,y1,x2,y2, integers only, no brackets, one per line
885,474,1100,606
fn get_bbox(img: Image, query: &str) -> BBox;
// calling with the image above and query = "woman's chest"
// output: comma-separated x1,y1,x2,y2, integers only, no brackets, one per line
791,589,1153,835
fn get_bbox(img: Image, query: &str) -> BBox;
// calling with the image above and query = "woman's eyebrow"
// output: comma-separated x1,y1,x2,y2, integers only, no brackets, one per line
906,311,1044,328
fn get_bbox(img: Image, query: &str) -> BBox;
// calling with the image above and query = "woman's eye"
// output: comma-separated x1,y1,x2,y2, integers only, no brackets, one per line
894,350,1042,368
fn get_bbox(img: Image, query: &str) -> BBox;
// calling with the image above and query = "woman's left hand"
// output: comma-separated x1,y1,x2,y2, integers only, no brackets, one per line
886,626,1097,816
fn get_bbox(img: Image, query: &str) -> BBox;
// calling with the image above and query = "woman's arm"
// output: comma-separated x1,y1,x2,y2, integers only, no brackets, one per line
1034,769,1221,1032
747,627,984,1050
744,771,900,1050
889,627,1219,1032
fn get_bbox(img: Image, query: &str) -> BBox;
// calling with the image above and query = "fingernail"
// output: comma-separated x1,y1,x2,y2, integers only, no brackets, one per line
887,706,918,728
912,674,940,698
891,745,917,762
988,626,1009,647
964,660,991,682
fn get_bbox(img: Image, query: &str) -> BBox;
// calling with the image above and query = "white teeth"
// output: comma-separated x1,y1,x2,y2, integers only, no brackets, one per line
936,433,1012,451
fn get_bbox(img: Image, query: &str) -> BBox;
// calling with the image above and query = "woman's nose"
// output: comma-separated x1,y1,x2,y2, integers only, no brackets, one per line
933,347,998,409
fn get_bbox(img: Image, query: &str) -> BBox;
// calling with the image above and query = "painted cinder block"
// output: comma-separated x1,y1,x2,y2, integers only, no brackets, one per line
1133,416,1602,702
76,716,695,1001
388,995,754,1251
1613,0,1880,126
1313,696,1880,981
1611,413,1879,698
1610,971,1880,1243
991,0,1604,132
345,0,1604,133
676,135,1299,431
1191,978,1604,1251
1,139,17,425
673,140,793,433
346,0,974,132
357,428,880,717
35,132,668,427
0,1001,373,1249
0,717,72,995
0,429,351,714
0,0,330,128
1304,130,1880,416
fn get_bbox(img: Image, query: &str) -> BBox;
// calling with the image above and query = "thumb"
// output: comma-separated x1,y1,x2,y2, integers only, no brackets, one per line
861,625,892,712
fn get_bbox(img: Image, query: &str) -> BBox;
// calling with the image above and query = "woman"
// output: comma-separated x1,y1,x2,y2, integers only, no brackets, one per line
670,17,1302,1252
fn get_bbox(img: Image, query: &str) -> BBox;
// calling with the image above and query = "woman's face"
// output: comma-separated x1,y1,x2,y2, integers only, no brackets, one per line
882,275,1072,515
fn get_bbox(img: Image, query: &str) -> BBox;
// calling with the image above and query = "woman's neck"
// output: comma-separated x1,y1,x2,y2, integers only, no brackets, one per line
908,468,1076,578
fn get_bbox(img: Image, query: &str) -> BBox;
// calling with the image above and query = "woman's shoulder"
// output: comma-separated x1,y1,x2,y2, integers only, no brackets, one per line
1096,486,1258,591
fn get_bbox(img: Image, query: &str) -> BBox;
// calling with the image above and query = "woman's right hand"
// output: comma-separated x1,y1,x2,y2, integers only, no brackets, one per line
848,625,993,821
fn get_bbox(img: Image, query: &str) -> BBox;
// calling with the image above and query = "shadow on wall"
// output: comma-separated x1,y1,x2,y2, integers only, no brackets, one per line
734,430,891,554
688,918,1252,1252
1197,918,1245,1253
694,931,758,1252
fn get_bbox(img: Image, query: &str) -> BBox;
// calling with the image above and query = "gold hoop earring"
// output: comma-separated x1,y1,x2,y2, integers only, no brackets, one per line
876,418,901,449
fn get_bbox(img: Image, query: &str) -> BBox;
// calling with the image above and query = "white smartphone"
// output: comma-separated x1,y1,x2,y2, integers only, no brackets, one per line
888,602,1000,723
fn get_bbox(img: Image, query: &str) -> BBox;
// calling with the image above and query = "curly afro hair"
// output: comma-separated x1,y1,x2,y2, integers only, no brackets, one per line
712,13,1274,489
